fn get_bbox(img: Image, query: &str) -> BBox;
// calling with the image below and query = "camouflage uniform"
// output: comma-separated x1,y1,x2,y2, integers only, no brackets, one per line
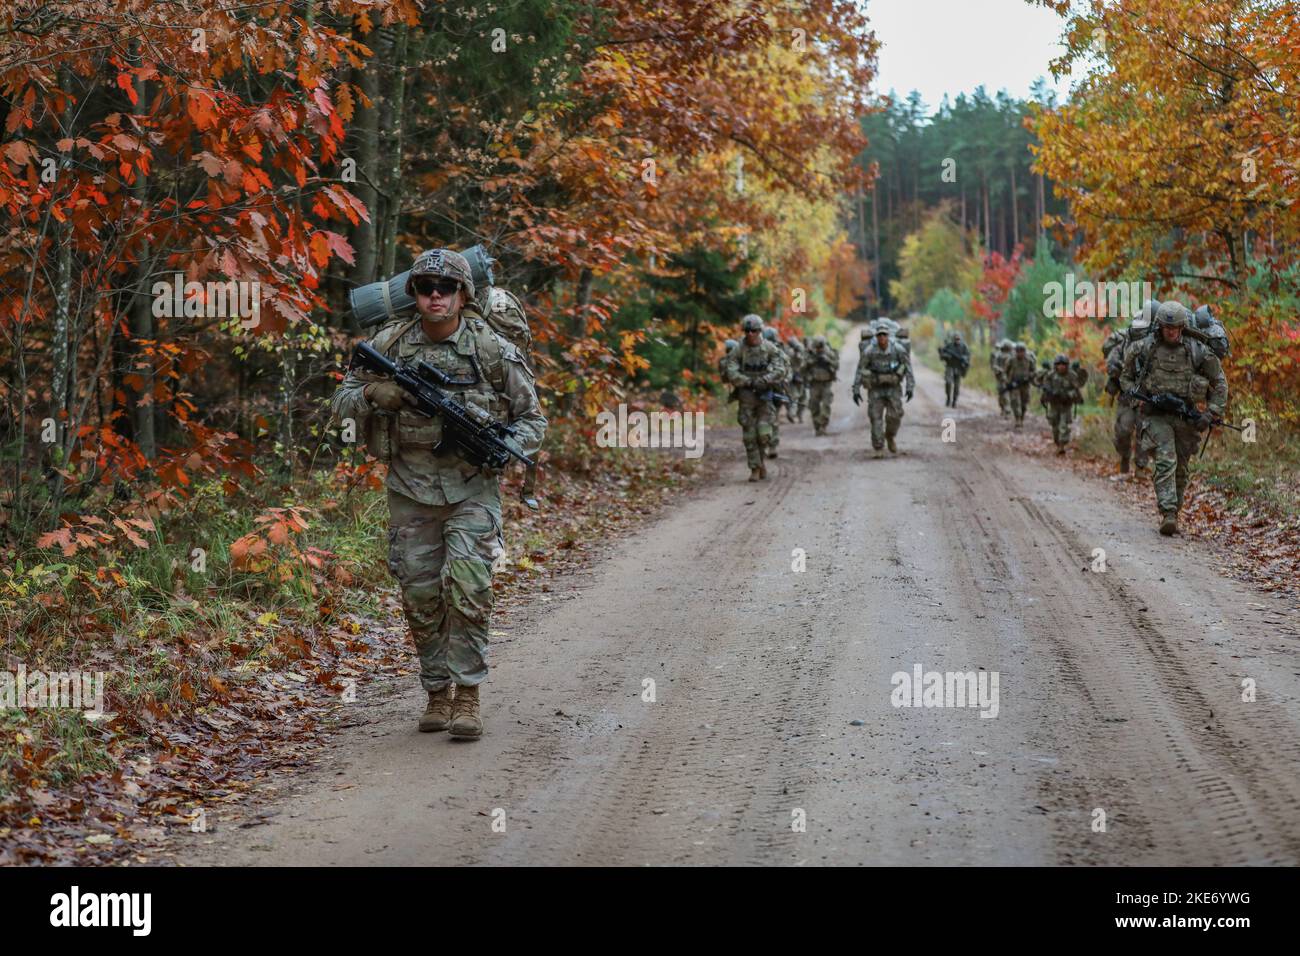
1038,357,1088,452
805,336,839,435
991,340,1013,415
1106,325,1150,473
853,337,914,454
723,322,790,479
331,253,546,708
761,328,785,456
939,333,971,407
1003,348,1037,426
1121,302,1227,532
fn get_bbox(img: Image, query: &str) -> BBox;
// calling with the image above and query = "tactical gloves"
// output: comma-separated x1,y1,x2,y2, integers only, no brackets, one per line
905,389,914,403
1195,411,1215,432
365,381,411,412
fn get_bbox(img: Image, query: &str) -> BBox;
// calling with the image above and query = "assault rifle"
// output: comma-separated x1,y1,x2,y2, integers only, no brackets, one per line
999,375,1031,395
352,341,536,478
1124,388,1244,456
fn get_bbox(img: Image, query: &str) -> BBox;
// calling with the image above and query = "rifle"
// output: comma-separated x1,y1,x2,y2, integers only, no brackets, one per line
999,375,1031,395
1124,389,1244,456
351,342,538,492
758,388,792,407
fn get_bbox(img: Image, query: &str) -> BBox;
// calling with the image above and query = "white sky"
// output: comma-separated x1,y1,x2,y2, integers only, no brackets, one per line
866,0,1076,113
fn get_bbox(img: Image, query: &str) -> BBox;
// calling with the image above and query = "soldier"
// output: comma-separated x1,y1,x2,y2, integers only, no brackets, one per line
331,249,546,739
895,325,912,362
938,331,971,407
1120,301,1228,536
1106,302,1155,476
1037,354,1089,455
805,335,839,436
761,326,787,456
991,339,1014,417
723,314,791,481
783,336,807,423
719,338,738,380
1191,304,1231,359
852,325,914,457
1002,342,1037,428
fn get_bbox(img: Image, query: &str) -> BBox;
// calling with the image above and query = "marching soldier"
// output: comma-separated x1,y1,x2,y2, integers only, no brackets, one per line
852,325,914,457
938,331,971,407
805,335,839,436
723,315,791,481
331,249,547,739
1037,354,1088,454
1002,342,1037,428
991,339,1013,417
1120,301,1228,536
1105,303,1155,476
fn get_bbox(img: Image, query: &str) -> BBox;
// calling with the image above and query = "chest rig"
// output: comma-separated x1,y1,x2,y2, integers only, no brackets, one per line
367,314,510,458
864,346,903,384
1136,338,1206,404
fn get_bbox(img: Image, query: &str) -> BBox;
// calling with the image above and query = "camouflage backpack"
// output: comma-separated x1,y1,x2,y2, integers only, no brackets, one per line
476,286,532,362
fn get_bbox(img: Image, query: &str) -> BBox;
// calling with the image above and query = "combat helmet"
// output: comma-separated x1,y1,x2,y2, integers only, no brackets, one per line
724,338,738,352
1155,301,1189,328
1014,340,1027,351
1137,299,1162,324
407,248,475,299
998,338,1013,351
1193,304,1214,329
762,327,777,342
741,314,763,333
811,334,828,348
860,328,872,340
1053,353,1069,366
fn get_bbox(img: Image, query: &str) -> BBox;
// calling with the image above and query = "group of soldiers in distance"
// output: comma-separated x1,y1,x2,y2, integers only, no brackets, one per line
717,298,1231,537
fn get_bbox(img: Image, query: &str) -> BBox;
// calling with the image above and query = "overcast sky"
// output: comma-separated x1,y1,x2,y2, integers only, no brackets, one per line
867,0,1076,113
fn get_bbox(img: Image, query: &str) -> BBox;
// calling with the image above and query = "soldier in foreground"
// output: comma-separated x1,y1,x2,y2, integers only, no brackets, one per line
805,335,839,436
1037,354,1088,455
332,249,547,739
723,314,790,481
939,331,971,407
852,325,914,457
1120,301,1228,536
1002,342,1037,428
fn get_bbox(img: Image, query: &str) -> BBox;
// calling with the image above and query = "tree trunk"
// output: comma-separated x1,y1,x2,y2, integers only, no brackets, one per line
348,26,381,288
379,24,409,278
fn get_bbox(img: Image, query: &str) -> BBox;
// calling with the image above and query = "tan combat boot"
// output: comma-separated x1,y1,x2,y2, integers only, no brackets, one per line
419,686,454,733
887,436,897,454
749,467,762,482
757,462,767,480
1159,511,1179,536
449,684,482,739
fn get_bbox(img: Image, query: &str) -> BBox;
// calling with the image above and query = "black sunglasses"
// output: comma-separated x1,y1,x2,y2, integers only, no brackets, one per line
412,277,462,297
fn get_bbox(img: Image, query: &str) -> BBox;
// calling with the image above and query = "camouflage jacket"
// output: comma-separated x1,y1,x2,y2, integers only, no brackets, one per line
804,346,839,382
331,309,547,507
1120,335,1227,416
854,340,914,392
1038,365,1088,405
723,339,791,404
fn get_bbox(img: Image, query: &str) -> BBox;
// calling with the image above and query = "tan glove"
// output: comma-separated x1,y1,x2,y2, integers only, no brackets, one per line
364,381,409,412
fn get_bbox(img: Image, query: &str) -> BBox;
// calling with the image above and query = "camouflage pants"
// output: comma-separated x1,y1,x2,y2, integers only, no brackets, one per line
943,365,964,403
994,374,1008,412
386,487,502,692
797,382,809,418
737,399,778,469
809,381,834,430
867,387,904,449
1114,401,1149,469
1140,413,1200,514
770,405,781,450
1008,384,1032,421
1045,401,1074,446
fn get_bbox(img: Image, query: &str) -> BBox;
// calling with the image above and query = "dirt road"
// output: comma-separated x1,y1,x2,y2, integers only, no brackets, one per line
182,337,1300,866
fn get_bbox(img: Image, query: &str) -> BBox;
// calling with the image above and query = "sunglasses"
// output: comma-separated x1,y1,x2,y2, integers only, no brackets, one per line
412,278,462,297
